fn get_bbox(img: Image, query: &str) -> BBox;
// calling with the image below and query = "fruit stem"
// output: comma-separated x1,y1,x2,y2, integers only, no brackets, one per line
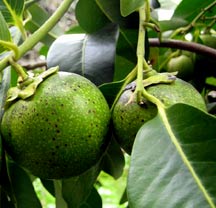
134,2,152,104
0,0,74,71
111,66,137,112
9,58,29,81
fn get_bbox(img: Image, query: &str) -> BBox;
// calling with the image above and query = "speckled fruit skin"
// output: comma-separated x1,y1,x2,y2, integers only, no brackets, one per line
1,72,110,179
112,78,206,154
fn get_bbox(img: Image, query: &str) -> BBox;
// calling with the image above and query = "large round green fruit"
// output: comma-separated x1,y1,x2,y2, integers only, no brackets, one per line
1,72,110,179
112,78,206,154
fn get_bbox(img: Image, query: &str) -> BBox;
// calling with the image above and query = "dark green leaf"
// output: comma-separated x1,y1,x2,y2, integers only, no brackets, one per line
47,23,119,86
0,67,11,117
114,55,136,81
120,0,145,17
62,164,100,208
7,160,42,208
128,104,216,207
116,29,138,64
75,0,110,33
172,0,216,22
99,79,125,107
40,179,55,197
100,137,125,179
96,0,126,27
0,185,15,208
80,187,102,208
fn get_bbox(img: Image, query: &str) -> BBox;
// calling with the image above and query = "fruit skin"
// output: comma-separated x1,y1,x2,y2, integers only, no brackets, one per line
112,78,206,154
167,54,194,80
1,72,110,179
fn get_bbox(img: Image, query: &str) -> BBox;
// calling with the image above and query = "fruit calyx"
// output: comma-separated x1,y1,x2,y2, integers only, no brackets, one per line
126,70,177,105
6,66,59,106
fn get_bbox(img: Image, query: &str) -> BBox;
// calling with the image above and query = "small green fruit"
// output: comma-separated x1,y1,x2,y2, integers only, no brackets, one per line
167,55,194,80
112,78,206,154
1,72,110,179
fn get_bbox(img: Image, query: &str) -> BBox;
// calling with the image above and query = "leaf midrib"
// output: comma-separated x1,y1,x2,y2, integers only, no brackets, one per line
158,106,215,208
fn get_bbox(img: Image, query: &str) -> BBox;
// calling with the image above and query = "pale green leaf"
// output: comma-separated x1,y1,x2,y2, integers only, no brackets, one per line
128,104,216,207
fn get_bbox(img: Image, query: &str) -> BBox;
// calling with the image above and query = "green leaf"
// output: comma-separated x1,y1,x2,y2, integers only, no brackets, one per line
40,179,55,197
0,0,24,22
80,187,102,208
128,104,216,207
0,11,11,53
172,0,216,21
25,3,60,46
0,0,25,36
61,164,100,208
120,0,145,17
99,79,125,107
100,137,125,179
96,0,126,27
75,0,110,33
7,160,42,208
47,23,119,86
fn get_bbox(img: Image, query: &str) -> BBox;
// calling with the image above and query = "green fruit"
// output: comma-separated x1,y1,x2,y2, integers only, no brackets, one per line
167,55,194,80
112,78,206,154
1,72,110,179
200,34,216,48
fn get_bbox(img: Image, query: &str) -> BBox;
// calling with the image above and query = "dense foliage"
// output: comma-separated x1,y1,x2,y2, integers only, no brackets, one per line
0,0,216,207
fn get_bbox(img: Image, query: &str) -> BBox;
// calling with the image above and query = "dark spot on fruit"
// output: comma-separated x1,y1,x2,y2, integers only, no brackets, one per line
73,88,77,91
56,145,59,149
64,144,68,147
88,110,91,113
88,135,92,138
60,104,64,107
52,137,56,141
56,129,60,133
141,119,145,122
120,116,124,120
51,152,55,156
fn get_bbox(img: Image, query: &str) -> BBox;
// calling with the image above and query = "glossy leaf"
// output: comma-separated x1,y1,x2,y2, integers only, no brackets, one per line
120,0,145,17
100,137,125,179
75,0,110,33
47,23,119,86
128,104,216,207
80,187,102,208
61,164,100,208
7,160,42,208
99,79,125,107
96,0,126,27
